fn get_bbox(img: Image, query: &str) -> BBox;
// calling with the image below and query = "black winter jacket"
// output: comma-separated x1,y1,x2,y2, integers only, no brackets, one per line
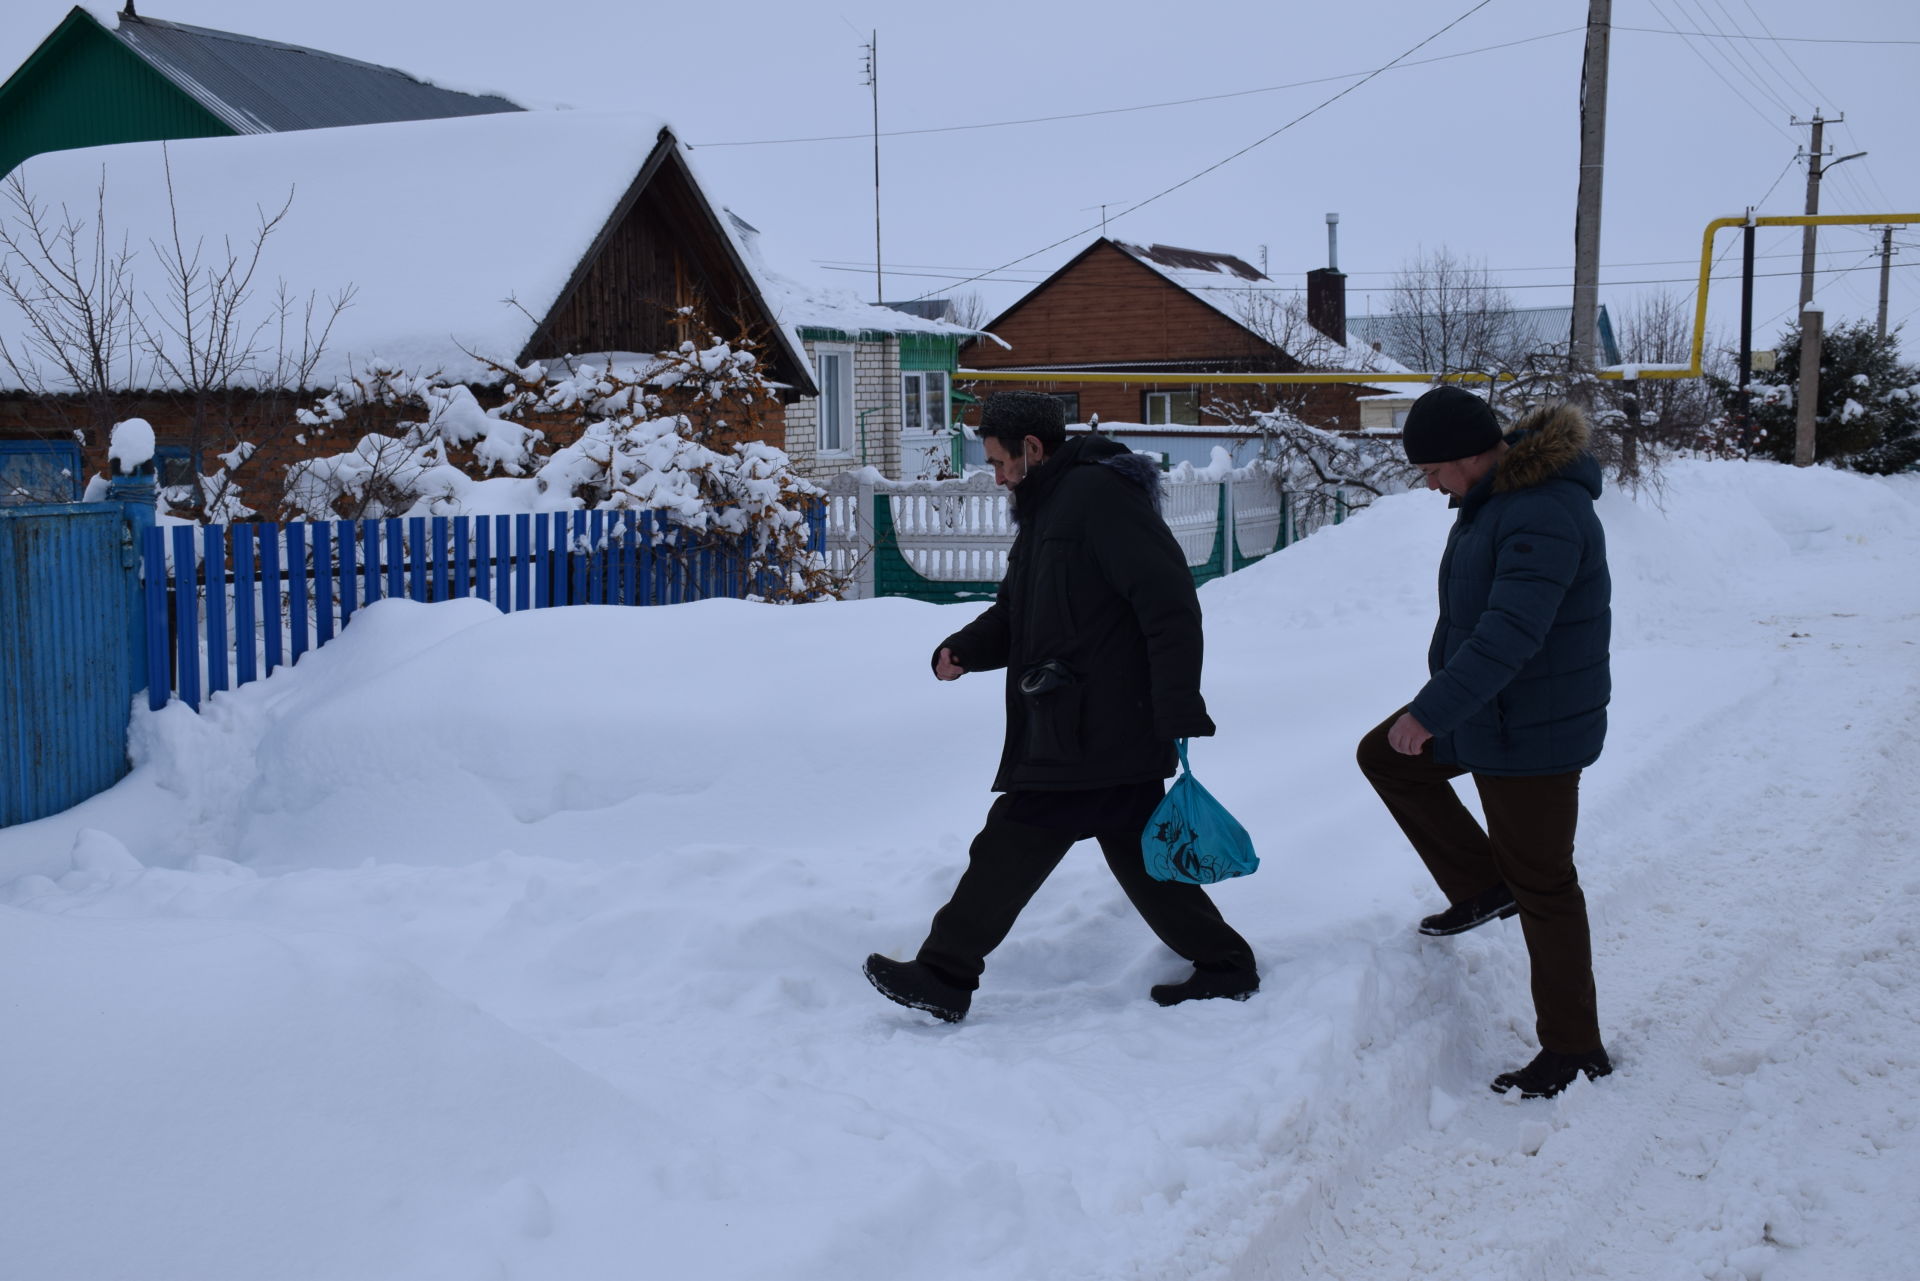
1408,403,1612,776
937,434,1215,791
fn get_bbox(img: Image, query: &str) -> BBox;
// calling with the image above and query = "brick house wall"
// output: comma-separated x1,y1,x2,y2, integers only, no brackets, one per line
783,335,901,482
958,240,1375,432
1,380,795,516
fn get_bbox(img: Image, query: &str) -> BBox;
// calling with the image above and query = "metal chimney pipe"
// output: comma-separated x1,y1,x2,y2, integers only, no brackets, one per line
1326,212,1340,272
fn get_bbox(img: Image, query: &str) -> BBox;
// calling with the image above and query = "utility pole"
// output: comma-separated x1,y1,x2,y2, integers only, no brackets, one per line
1875,225,1898,340
863,33,883,305
1738,210,1756,457
1795,307,1823,466
1570,0,1611,388
1792,111,1867,309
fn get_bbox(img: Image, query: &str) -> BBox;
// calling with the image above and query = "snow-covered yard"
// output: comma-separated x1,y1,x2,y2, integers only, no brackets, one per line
2,459,1916,1280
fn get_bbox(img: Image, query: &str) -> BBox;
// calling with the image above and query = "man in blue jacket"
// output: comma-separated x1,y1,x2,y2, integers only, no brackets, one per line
1357,385,1612,1099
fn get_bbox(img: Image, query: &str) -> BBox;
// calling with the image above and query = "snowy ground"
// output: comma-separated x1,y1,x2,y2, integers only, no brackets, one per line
2,459,1916,1281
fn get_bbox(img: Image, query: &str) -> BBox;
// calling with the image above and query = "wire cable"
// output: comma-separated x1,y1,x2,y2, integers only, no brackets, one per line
687,25,1574,150
1677,0,1796,115
1617,25,1920,45
901,0,1504,303
1645,0,1798,139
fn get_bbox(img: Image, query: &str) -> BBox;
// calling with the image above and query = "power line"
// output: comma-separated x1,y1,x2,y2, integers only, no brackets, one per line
904,0,1505,304
1679,0,1796,114
822,258,1919,295
813,242,1877,280
1737,0,1830,104
1617,24,1920,44
1647,0,1797,137
688,25,1575,150
1757,246,1885,330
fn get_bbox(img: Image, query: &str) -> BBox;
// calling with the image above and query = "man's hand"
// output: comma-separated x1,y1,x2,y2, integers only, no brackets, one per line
934,647,967,681
1388,712,1433,755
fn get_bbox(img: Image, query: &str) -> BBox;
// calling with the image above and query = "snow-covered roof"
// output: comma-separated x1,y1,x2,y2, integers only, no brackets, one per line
88,8,525,134
721,209,995,344
0,110,805,392
1111,240,1412,383
1347,303,1622,368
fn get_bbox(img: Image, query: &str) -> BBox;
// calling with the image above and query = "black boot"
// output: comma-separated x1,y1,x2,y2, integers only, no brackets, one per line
1150,966,1259,1007
1418,883,1519,936
863,954,970,1023
1491,1046,1613,1098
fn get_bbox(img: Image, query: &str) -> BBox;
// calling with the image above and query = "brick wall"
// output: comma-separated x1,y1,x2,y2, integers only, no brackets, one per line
0,382,794,517
784,336,901,482
953,242,1373,432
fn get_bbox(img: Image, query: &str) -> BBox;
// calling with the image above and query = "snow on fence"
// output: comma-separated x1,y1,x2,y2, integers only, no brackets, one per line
142,507,827,711
824,468,1347,602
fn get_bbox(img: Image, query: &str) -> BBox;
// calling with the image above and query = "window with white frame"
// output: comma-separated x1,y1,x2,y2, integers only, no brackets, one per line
815,346,855,454
900,370,950,434
1143,389,1199,426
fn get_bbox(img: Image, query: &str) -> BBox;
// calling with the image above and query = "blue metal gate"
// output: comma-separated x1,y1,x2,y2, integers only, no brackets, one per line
0,476,151,828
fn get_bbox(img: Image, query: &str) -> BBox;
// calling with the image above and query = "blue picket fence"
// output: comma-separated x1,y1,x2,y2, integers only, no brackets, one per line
142,507,826,711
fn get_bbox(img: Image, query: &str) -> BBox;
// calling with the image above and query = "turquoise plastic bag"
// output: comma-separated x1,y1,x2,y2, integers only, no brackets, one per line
1143,739,1259,885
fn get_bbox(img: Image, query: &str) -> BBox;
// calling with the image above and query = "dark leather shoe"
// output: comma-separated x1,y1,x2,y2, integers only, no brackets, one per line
863,954,970,1023
1150,967,1259,1007
1419,883,1519,936
1491,1046,1613,1098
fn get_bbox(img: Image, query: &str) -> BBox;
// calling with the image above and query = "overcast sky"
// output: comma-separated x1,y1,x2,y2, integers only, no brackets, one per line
8,1,1917,361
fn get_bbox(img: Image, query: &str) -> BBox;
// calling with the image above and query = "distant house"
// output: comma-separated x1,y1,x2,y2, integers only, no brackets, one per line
1346,304,1622,373
726,213,996,482
957,238,1405,456
0,5,524,178
0,111,818,506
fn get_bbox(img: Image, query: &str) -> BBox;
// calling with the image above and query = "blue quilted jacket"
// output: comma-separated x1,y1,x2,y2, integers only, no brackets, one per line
1407,403,1612,777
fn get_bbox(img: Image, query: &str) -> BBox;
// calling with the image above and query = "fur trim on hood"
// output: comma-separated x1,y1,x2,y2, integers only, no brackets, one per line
1096,447,1164,514
1495,403,1593,493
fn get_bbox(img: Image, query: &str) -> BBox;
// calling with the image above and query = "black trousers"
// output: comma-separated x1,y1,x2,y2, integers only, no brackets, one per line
917,792,1256,990
1356,709,1601,1054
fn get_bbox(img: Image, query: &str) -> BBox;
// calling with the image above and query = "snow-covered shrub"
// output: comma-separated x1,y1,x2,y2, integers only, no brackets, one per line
283,363,545,521
282,316,837,602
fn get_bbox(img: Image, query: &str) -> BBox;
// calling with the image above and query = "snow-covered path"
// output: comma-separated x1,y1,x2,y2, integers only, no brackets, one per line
1257,558,1920,1280
2,461,1915,1280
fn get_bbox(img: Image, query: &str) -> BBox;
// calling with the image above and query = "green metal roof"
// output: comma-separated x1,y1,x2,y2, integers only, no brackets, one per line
1,7,520,179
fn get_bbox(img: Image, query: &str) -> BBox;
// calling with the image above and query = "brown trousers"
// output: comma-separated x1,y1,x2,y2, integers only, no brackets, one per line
1356,709,1601,1053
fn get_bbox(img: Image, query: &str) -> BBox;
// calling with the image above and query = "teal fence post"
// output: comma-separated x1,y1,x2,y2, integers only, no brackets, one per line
108,461,155,699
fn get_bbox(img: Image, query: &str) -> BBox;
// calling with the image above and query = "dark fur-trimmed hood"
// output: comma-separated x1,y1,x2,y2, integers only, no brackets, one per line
1494,403,1600,498
1013,432,1162,523
1095,445,1165,514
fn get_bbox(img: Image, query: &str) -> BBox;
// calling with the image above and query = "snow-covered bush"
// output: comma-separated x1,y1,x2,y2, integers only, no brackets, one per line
283,317,836,602
1210,403,1416,525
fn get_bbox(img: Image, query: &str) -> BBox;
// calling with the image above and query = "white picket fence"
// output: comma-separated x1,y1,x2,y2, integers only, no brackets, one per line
823,469,1335,600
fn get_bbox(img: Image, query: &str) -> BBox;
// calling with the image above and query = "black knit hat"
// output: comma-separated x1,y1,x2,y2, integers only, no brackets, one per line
979,391,1067,450
1401,386,1502,463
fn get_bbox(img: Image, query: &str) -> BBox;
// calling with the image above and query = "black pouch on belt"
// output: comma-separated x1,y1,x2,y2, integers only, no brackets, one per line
1018,659,1083,763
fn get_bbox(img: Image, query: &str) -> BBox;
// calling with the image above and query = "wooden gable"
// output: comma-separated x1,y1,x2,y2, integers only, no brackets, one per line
524,136,814,398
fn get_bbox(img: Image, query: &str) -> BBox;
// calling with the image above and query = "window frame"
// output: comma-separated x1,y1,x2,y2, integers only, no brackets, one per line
1142,388,1199,426
900,369,952,435
814,344,856,456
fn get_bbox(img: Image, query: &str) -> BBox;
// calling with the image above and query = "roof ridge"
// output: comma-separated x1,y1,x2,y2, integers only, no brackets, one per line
115,13,452,85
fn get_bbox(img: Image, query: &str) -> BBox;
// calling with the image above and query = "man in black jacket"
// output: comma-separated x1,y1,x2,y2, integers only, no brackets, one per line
864,393,1256,1022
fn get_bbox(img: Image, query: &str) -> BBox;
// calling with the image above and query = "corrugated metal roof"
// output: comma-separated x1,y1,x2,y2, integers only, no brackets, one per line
1347,304,1622,367
1114,241,1265,281
106,13,521,135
